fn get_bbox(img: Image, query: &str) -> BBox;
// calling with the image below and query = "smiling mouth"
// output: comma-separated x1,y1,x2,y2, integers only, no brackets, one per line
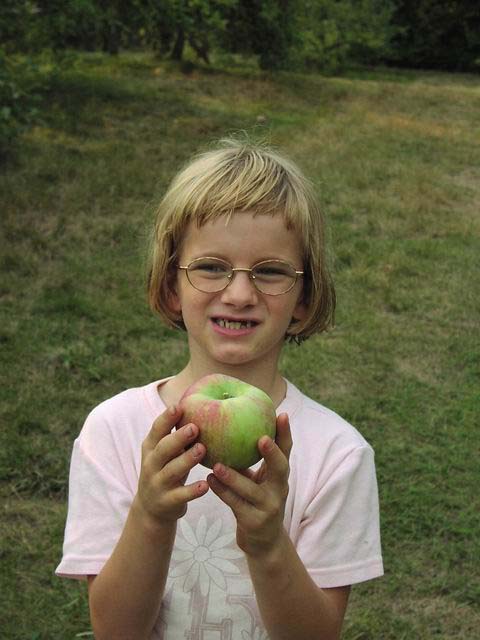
213,318,258,330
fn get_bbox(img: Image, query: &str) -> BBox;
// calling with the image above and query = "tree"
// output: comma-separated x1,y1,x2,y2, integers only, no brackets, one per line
144,0,236,63
388,0,480,71
294,0,396,72
222,0,297,70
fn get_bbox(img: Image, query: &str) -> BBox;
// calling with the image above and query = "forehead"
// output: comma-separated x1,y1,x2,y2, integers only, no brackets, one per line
179,212,304,265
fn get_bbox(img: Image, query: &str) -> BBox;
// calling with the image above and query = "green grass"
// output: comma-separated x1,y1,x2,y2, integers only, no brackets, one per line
1,51,479,639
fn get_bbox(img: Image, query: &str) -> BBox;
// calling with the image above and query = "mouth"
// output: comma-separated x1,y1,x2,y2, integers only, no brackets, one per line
212,318,259,330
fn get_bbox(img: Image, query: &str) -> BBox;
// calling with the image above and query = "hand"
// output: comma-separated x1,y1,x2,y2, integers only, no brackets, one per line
134,405,209,528
207,412,292,557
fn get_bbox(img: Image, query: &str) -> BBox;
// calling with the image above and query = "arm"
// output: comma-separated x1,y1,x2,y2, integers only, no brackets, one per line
87,502,176,640
88,406,209,640
246,531,350,639
207,413,349,639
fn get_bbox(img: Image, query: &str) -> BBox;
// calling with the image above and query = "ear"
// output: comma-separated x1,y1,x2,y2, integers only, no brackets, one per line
166,287,182,315
292,293,308,323
164,270,183,316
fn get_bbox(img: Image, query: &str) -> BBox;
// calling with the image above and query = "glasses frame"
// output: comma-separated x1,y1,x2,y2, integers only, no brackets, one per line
178,257,304,296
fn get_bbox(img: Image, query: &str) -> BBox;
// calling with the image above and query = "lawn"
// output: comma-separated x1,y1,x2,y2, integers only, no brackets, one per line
1,52,479,639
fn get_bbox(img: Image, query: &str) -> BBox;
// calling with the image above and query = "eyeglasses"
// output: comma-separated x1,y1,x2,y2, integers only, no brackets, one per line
178,257,304,296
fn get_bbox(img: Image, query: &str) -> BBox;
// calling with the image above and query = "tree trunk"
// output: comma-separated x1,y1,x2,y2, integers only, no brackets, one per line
189,36,210,64
171,27,185,61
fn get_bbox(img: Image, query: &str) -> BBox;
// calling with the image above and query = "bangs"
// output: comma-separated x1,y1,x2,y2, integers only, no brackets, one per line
164,142,315,244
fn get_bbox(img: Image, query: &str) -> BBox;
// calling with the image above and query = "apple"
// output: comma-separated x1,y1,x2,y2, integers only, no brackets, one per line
178,373,277,470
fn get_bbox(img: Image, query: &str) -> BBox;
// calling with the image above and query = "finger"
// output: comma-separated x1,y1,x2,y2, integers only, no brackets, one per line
274,413,293,461
211,463,262,506
207,473,249,514
151,422,200,469
239,464,266,484
252,414,290,470
161,442,207,486
143,405,183,451
257,434,290,489
239,467,256,481
167,479,210,506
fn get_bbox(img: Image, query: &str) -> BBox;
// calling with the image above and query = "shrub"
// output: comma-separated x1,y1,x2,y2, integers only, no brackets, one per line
0,51,43,159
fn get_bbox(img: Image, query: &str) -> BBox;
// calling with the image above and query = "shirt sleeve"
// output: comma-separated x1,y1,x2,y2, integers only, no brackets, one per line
295,445,384,588
55,408,136,580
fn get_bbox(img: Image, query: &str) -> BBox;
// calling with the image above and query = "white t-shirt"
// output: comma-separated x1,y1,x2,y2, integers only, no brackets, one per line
56,377,383,639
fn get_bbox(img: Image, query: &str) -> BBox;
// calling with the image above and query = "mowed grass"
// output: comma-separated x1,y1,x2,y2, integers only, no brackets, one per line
1,52,479,638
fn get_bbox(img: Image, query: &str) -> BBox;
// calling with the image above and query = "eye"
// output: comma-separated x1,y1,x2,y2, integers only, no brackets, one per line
189,259,231,278
253,262,295,280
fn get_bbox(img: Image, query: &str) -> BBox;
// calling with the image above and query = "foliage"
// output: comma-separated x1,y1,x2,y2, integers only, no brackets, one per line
0,1,36,53
1,0,478,72
388,0,480,71
294,0,396,72
0,50,42,158
144,0,236,63
222,0,297,70
1,0,479,158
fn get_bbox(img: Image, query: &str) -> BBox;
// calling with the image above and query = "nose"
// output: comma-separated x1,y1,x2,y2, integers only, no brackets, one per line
220,270,259,306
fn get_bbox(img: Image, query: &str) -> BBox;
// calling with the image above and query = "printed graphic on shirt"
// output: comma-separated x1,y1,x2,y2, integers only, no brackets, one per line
158,514,267,639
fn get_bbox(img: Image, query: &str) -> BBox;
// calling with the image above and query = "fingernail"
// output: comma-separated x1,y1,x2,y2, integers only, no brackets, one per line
186,424,194,437
193,443,202,458
263,437,274,452
208,474,221,490
214,463,227,477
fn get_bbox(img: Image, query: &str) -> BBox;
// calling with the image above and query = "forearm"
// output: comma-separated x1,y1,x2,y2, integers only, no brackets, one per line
246,530,344,640
88,497,176,640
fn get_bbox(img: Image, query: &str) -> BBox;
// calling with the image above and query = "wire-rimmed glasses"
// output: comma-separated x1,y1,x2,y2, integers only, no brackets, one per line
178,257,304,296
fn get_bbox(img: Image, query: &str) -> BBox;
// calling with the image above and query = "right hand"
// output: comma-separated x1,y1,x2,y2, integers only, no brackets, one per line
134,405,209,526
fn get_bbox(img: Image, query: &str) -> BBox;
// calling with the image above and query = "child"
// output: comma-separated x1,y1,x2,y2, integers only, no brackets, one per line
56,139,383,639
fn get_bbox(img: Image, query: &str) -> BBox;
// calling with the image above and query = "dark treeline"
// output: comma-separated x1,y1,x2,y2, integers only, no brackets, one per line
2,0,479,72
1,1,479,156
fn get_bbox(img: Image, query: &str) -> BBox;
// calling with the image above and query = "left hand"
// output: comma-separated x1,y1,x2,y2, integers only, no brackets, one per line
207,412,292,557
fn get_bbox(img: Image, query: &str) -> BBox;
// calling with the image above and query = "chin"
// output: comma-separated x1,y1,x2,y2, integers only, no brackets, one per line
213,350,255,366
213,344,280,368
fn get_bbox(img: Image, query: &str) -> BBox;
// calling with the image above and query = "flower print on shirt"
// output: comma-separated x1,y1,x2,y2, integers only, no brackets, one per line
169,515,244,597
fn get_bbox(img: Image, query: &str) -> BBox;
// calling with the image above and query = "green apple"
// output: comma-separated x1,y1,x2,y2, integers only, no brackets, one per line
178,373,277,470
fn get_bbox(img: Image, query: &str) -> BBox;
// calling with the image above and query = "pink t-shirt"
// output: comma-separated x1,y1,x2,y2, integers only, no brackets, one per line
56,377,383,638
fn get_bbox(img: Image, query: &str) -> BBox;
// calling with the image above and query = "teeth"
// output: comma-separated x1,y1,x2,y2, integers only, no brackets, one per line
216,319,254,329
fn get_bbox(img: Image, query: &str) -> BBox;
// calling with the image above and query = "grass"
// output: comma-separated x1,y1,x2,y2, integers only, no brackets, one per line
1,51,479,638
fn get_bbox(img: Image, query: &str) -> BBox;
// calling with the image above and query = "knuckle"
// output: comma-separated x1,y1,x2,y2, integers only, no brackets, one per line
151,416,164,436
141,453,156,477
256,512,272,531
279,458,290,478
141,440,149,458
161,465,183,486
268,498,282,517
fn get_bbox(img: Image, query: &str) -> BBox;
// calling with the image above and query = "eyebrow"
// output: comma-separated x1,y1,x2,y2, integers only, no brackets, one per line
184,254,298,266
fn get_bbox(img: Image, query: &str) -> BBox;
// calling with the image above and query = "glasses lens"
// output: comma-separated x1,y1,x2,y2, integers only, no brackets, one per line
187,258,231,292
252,261,297,295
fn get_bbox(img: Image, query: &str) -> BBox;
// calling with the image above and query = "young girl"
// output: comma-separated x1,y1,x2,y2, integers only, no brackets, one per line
56,140,383,640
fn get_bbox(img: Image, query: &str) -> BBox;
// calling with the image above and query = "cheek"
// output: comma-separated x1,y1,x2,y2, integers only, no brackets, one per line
269,298,301,327
174,286,212,321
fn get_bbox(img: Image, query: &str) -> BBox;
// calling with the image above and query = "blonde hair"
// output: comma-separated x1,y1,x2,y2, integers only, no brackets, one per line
147,139,335,343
